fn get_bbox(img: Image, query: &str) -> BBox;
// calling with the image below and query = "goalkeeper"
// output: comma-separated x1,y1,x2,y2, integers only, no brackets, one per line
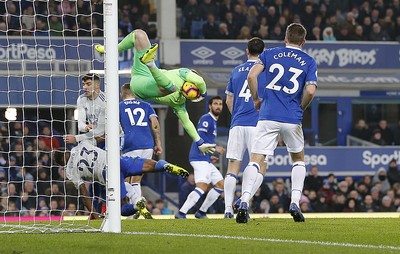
95,29,215,155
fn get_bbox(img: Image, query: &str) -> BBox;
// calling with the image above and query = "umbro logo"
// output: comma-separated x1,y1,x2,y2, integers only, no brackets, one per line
220,47,245,60
191,46,216,59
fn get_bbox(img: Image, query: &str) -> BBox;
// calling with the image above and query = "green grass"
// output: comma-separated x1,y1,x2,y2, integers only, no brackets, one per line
1,218,400,254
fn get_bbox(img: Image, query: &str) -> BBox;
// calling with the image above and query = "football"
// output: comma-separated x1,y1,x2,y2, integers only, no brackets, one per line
181,82,200,100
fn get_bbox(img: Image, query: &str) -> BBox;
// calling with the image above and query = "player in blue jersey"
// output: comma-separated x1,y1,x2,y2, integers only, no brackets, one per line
53,140,188,220
175,96,225,219
119,83,162,219
223,37,266,219
236,23,317,223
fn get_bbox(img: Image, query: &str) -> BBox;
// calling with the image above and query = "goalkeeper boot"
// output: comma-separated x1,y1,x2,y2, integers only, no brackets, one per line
289,203,305,222
175,211,187,219
195,210,207,219
236,202,249,224
140,43,158,64
164,164,189,178
95,44,105,54
134,197,153,219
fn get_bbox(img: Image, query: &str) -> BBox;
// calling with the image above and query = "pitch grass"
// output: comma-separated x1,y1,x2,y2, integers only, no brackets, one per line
2,218,400,254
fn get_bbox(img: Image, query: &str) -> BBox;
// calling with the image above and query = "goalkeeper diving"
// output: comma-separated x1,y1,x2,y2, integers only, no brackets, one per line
95,29,215,155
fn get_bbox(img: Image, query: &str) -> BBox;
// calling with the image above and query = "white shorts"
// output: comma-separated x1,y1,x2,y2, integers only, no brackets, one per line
226,126,256,161
122,149,153,160
190,161,224,185
251,120,304,156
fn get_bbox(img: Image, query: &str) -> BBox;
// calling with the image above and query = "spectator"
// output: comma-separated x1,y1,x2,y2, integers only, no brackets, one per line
342,197,359,212
370,129,386,146
269,25,284,40
318,179,335,205
153,199,173,215
380,195,396,212
369,23,391,41
331,192,347,212
387,159,400,186
38,126,60,150
268,194,284,213
182,0,202,38
337,181,350,196
199,0,219,20
219,0,234,18
322,26,336,41
351,25,368,40
49,14,63,36
245,5,259,29
308,26,322,40
217,22,234,39
119,15,133,36
377,119,394,145
236,25,252,39
265,6,279,29
313,192,330,212
360,194,378,212
372,167,391,194
203,13,219,39
304,165,323,194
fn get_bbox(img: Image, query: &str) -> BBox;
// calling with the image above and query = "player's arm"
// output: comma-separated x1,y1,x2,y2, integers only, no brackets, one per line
77,97,90,132
225,94,233,114
301,84,317,111
174,107,215,154
248,62,264,109
150,115,162,155
79,183,101,220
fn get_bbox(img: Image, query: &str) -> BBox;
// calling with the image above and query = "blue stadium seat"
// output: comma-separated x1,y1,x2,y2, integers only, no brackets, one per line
190,20,205,39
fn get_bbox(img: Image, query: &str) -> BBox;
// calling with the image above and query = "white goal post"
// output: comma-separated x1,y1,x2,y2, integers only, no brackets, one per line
0,0,121,233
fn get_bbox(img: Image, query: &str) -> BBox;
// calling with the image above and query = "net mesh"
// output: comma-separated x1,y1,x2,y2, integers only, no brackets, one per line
0,0,105,233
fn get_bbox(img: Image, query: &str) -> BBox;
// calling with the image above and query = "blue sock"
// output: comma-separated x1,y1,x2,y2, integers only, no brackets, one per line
155,160,168,171
121,204,136,216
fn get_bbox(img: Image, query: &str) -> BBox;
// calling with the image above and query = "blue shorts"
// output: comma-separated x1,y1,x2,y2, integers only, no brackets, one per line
119,156,146,199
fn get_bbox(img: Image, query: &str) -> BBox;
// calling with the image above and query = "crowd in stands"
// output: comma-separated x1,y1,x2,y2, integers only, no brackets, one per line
1,0,400,41
180,0,400,41
0,0,157,39
0,121,83,217
351,119,400,145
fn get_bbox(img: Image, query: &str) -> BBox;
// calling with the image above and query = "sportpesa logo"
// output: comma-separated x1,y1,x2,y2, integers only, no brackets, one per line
221,46,244,65
191,46,215,65
0,43,55,60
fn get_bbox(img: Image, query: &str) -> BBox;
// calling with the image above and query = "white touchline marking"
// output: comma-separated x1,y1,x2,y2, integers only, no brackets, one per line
122,231,400,251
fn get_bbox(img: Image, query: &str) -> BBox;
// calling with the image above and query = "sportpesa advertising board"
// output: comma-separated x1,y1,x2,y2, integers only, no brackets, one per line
180,40,400,69
266,147,400,177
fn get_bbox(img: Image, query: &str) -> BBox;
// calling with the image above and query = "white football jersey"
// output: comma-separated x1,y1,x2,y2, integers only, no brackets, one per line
66,140,107,188
75,91,106,142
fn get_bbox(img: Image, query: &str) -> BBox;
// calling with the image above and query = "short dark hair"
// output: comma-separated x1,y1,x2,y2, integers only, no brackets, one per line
82,73,100,82
247,37,264,56
121,83,134,98
286,23,307,45
208,95,223,105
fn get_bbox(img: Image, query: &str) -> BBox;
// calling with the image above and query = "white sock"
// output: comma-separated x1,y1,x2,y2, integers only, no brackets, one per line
124,183,137,204
250,172,264,197
224,174,237,214
241,162,260,203
199,187,223,213
179,187,204,214
290,161,306,206
131,183,141,204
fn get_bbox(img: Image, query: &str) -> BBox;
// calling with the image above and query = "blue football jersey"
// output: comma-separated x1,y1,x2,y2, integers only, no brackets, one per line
258,46,318,124
189,113,217,162
226,60,266,128
119,98,157,153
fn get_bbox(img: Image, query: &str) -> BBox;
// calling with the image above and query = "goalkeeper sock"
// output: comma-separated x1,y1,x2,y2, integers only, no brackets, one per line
155,160,168,171
118,31,136,53
149,67,176,91
121,203,136,216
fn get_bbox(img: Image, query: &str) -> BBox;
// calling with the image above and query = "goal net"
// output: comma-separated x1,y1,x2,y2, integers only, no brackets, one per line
0,0,119,233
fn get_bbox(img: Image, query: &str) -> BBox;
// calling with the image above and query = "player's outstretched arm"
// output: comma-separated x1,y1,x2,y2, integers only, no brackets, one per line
301,84,317,111
79,183,100,220
150,116,162,155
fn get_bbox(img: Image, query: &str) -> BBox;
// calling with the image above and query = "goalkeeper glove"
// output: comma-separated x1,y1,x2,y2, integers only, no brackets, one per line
95,44,105,54
196,138,216,155
191,91,207,103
